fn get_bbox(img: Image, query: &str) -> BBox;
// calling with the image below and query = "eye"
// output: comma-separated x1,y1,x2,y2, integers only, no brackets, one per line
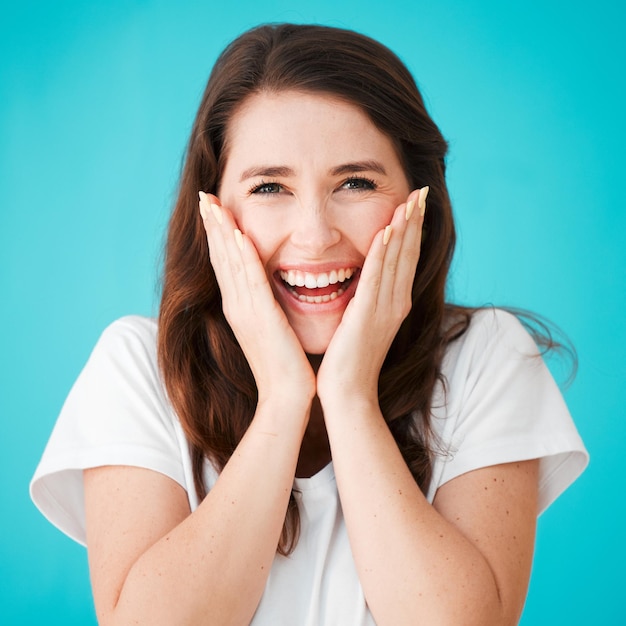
248,180,283,194
340,177,378,191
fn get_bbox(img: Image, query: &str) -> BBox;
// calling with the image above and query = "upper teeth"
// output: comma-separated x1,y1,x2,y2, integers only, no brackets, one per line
280,268,355,288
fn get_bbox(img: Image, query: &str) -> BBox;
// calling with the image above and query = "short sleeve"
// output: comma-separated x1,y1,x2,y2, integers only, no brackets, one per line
30,316,188,545
429,309,588,514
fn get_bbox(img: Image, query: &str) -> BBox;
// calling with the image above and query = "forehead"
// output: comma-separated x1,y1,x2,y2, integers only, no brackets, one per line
222,90,400,166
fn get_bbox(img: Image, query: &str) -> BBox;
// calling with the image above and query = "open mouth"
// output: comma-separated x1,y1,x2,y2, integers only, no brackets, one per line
278,267,359,304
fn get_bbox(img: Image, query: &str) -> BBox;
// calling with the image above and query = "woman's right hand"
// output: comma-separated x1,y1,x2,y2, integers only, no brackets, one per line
200,192,316,407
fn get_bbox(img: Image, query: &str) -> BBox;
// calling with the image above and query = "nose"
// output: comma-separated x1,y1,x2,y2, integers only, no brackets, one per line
289,202,341,255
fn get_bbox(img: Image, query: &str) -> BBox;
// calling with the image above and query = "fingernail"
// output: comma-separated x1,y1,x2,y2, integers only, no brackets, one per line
418,186,429,217
210,202,223,225
383,224,393,245
234,228,244,250
198,191,210,220
405,199,415,221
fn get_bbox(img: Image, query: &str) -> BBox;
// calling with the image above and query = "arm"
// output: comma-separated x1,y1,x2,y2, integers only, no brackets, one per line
317,188,537,625
85,393,310,626
84,194,315,625
319,395,537,626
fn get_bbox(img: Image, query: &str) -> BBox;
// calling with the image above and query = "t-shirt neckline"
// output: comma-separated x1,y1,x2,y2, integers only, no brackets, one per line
293,462,335,491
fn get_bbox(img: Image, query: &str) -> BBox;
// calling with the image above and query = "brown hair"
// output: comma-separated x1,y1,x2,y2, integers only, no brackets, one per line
159,23,469,554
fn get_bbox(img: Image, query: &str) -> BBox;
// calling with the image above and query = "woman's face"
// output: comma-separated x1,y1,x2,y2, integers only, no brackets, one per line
218,91,411,354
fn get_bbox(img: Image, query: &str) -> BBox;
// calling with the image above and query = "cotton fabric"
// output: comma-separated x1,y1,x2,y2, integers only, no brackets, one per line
30,309,588,625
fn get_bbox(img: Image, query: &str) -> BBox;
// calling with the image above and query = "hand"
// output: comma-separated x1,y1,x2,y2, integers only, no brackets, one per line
316,187,428,408
199,192,316,407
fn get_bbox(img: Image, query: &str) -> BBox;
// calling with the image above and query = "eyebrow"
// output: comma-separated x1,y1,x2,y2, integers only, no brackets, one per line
238,160,388,183
330,160,388,177
239,166,294,182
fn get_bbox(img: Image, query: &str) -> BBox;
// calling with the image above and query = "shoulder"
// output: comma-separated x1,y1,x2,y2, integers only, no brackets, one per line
30,315,189,545
441,307,539,382
430,307,588,512
449,307,536,352
97,315,158,353
73,315,172,424
44,314,171,440
86,315,160,380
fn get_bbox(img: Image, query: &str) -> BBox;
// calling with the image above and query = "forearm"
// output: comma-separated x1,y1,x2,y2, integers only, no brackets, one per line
321,397,505,626
103,397,310,626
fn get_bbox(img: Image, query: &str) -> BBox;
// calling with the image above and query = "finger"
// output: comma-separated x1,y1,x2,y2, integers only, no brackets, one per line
201,193,261,319
393,186,427,303
375,196,412,307
235,229,280,314
199,193,241,307
351,193,413,317
202,194,279,321
351,226,387,315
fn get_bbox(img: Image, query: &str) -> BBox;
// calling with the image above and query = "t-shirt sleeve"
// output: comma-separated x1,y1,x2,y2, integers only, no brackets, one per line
431,309,588,514
30,316,187,546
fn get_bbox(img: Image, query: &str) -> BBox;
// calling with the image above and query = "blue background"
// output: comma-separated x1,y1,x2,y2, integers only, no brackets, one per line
1,0,623,623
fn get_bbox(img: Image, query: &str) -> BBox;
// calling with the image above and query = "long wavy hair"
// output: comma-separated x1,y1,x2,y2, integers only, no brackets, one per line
159,23,487,554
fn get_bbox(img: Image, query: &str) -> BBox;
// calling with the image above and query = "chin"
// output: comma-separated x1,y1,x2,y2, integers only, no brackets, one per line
293,323,337,356
299,334,332,356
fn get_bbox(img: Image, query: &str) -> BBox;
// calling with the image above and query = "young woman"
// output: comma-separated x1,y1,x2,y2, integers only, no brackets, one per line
31,23,588,626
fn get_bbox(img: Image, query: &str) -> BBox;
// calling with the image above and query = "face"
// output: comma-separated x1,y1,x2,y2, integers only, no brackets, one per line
218,91,411,354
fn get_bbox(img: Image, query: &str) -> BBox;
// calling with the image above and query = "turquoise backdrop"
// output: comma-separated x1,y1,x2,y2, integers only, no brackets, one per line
1,0,623,623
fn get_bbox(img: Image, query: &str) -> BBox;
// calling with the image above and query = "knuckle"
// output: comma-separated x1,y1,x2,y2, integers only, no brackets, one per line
230,261,244,276
386,259,398,275
369,275,382,290
390,298,411,323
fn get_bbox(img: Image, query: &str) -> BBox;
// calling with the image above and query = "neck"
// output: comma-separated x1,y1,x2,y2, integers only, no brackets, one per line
307,353,323,374
296,391,331,478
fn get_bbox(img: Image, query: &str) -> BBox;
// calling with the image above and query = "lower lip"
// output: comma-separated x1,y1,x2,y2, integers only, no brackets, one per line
274,273,360,313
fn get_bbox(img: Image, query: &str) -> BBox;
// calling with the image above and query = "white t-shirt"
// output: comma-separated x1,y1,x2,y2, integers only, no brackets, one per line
30,308,588,625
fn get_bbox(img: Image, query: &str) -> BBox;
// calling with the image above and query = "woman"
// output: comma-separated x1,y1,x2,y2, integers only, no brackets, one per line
31,23,588,625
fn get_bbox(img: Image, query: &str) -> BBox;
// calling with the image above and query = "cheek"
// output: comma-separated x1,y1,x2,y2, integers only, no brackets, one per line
219,191,281,266
238,212,283,265
341,207,395,253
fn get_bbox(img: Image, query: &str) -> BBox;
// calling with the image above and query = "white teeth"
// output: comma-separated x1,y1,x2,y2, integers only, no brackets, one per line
295,286,346,304
279,268,356,288
316,273,330,288
279,267,356,304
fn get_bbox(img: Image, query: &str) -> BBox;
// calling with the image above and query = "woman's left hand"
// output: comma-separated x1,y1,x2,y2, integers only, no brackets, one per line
316,187,428,407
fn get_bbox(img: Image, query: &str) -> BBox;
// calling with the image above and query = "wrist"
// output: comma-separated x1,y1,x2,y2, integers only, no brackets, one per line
317,389,380,419
255,369,316,409
256,388,314,420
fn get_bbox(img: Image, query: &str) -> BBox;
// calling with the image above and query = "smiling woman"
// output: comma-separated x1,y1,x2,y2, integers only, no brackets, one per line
30,23,587,626
217,91,411,354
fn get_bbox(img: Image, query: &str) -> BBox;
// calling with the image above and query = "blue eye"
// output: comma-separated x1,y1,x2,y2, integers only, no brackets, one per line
341,177,377,191
249,181,283,194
